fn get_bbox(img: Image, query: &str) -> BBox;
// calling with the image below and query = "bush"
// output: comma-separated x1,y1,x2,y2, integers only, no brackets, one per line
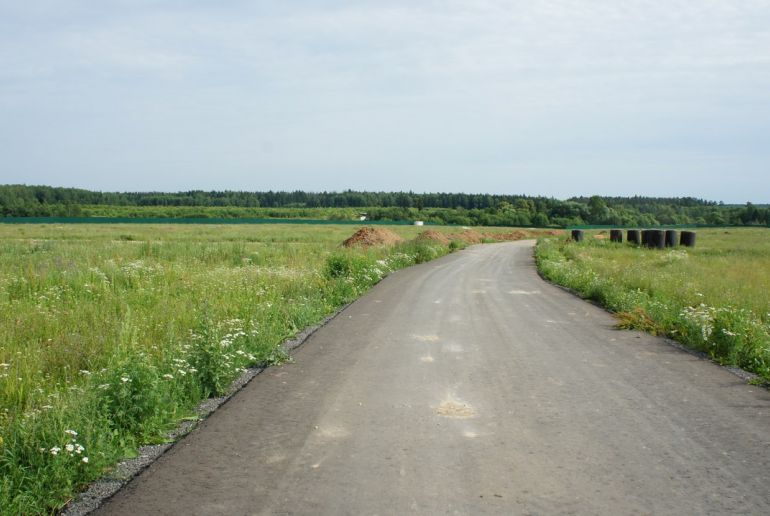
98,356,167,438
324,253,353,279
323,252,370,280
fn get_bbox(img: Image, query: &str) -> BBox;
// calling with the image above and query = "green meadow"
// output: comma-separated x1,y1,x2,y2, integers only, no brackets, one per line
0,223,473,513
536,228,770,381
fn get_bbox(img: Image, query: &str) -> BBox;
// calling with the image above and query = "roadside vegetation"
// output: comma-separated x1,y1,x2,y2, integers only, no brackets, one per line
536,228,770,382
0,224,439,512
0,223,540,513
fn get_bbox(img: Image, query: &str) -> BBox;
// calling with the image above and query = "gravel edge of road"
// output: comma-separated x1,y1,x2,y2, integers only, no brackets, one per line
533,255,766,387
59,304,351,516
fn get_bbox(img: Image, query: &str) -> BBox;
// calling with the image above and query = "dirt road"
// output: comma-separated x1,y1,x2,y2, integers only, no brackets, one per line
96,241,770,515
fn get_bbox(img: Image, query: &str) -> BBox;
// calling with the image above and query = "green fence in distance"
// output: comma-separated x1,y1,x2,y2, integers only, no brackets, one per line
0,217,420,226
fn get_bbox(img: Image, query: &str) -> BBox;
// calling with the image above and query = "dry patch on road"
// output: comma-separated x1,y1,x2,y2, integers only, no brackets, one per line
412,334,440,342
436,398,475,418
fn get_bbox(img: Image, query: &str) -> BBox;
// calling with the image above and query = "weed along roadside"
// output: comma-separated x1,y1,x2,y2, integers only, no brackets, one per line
535,228,770,383
0,224,555,514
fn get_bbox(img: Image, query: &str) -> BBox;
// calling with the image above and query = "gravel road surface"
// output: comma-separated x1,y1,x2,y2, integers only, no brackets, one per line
96,241,770,515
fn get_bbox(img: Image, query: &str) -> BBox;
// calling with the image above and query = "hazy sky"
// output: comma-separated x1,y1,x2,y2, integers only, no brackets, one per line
1,1,769,202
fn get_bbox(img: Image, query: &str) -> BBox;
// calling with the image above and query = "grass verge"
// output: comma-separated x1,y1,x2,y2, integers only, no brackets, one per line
0,224,458,513
535,228,770,382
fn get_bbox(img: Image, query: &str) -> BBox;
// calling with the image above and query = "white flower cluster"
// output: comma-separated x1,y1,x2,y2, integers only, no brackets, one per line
88,266,110,285
169,357,198,377
661,250,689,263
679,304,762,344
680,303,717,341
36,285,68,309
219,329,247,349
43,429,89,464
253,265,310,279
120,260,162,277
357,252,425,285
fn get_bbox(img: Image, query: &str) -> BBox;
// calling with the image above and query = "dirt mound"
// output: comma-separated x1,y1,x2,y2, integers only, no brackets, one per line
488,229,566,241
415,230,451,245
450,230,483,244
342,227,404,248
474,230,529,242
409,227,566,246
448,229,566,243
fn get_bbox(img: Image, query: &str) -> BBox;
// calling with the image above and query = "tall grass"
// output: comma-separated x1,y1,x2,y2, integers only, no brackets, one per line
0,224,458,513
536,228,770,380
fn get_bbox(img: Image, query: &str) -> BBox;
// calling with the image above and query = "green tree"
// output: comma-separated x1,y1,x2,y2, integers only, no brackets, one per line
588,196,608,224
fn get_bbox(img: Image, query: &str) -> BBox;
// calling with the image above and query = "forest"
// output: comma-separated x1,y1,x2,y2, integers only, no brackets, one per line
1,184,767,227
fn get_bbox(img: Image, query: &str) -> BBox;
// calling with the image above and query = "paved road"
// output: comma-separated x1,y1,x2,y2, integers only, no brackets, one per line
97,241,770,515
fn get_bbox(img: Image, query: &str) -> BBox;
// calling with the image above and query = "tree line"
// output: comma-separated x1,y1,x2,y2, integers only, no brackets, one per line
1,184,768,227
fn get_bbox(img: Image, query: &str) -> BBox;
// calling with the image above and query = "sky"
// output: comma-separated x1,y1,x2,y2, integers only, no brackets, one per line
1,1,769,202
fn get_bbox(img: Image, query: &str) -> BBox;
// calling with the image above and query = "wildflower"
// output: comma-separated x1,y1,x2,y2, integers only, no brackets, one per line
0,363,9,368
98,383,110,390
163,373,174,380
120,377,130,383
65,444,75,453
79,370,92,376
41,405,53,410
50,446,61,455
82,457,89,463
75,444,84,454
65,429,78,437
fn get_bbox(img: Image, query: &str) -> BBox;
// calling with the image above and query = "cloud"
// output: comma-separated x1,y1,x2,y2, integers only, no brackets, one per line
0,1,769,201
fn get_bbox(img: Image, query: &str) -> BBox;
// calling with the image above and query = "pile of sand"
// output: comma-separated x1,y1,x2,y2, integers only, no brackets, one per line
482,230,529,241
450,230,483,244
415,230,451,245
481,229,565,241
344,226,565,248
449,229,567,243
342,227,404,248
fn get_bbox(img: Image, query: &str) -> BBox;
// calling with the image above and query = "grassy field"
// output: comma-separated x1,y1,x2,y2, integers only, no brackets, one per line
0,223,547,513
536,228,770,381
